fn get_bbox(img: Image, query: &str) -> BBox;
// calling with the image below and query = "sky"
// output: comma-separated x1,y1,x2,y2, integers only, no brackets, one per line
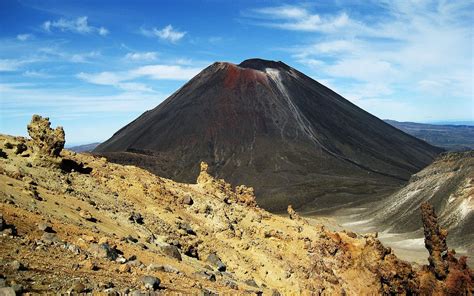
0,0,473,145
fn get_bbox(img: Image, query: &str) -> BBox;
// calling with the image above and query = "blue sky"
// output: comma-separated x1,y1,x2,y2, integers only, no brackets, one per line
1,0,473,145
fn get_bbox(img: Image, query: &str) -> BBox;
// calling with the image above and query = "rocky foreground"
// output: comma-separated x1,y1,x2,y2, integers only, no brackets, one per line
0,116,472,295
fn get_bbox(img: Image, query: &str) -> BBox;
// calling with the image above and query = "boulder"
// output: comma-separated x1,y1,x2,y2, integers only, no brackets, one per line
9,260,25,271
0,287,16,296
159,244,182,261
182,194,193,205
38,222,54,233
147,264,179,274
41,232,60,244
244,279,259,288
82,260,99,271
140,276,160,290
206,253,226,272
88,243,119,261
195,270,216,282
129,212,144,224
69,282,86,293
79,210,97,222
118,264,131,273
224,279,238,289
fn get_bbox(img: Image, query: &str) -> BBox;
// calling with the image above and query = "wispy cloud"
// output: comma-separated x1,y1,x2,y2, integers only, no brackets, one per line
42,16,109,36
0,58,40,72
124,51,159,61
130,64,200,80
76,71,154,92
77,64,202,91
77,71,123,85
16,34,33,41
38,46,101,63
70,51,101,63
247,5,359,33
23,70,52,78
140,25,186,42
0,59,22,71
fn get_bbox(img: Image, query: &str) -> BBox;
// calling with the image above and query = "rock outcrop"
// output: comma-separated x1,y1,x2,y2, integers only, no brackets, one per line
27,115,65,157
197,161,257,207
418,202,473,294
421,202,449,279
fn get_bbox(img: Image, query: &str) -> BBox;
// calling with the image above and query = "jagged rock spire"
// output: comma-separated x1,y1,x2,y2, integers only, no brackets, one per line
27,114,65,157
420,202,448,279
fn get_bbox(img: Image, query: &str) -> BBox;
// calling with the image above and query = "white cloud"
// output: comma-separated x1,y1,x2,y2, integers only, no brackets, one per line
77,71,124,85
325,58,399,83
76,63,202,92
36,46,101,63
76,71,154,92
70,51,101,63
249,6,358,33
130,65,200,80
0,59,20,71
98,27,109,36
42,16,108,36
16,34,33,41
141,25,186,42
23,70,52,78
0,58,39,72
124,51,159,61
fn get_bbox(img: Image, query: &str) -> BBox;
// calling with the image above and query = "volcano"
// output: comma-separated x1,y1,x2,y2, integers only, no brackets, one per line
95,58,442,212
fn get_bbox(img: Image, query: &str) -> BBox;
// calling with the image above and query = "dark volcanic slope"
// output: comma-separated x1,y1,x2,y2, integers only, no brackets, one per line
385,120,474,151
95,58,442,211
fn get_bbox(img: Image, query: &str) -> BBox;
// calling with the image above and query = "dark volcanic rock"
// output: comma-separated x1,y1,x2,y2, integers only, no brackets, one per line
95,58,442,211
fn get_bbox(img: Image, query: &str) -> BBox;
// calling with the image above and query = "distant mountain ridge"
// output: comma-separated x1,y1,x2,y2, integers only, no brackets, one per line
69,142,100,153
385,120,474,151
94,58,442,211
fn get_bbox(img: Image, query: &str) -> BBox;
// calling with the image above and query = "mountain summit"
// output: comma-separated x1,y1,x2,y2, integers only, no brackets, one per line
95,58,442,211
